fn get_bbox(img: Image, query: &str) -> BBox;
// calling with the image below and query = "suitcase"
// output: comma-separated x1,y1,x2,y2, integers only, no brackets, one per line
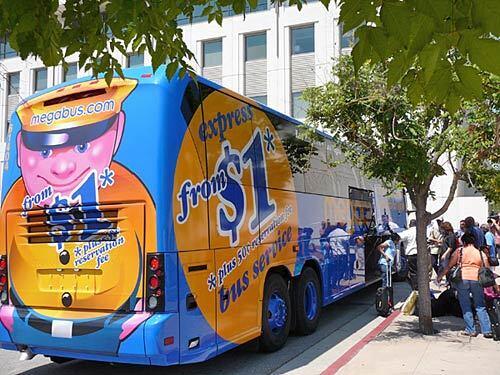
486,299,500,341
376,261,393,317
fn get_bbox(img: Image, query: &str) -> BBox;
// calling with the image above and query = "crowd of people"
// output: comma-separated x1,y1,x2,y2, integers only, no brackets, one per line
383,214,500,338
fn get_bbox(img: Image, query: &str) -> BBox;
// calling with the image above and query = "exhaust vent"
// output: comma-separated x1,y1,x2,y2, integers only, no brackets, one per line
22,204,122,243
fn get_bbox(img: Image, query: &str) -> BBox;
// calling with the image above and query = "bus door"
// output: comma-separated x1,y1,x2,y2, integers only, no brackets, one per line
349,187,375,284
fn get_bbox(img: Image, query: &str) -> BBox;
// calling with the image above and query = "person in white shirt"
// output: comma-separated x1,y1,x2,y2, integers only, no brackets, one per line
428,219,443,278
399,219,418,290
328,224,350,287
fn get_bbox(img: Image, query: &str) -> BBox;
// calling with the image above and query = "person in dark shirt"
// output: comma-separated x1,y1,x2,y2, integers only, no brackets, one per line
464,216,486,248
439,221,457,276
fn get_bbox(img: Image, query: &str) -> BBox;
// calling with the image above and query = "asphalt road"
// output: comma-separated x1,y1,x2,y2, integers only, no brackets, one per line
2,284,383,375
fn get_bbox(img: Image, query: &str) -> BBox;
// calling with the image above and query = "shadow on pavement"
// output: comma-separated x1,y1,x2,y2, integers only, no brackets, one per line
13,283,401,375
374,314,465,344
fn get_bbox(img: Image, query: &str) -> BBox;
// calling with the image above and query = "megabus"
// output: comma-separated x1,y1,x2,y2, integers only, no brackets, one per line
0,66,407,366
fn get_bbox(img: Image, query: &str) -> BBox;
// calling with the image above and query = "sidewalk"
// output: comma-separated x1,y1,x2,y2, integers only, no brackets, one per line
337,313,500,375
278,280,500,375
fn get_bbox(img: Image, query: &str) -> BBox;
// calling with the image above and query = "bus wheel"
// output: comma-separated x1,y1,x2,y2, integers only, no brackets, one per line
294,267,321,335
259,273,291,352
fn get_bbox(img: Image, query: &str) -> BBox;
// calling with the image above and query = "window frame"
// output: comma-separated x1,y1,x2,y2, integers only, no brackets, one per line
291,24,315,55
7,71,20,96
33,68,48,93
202,39,223,68
126,52,145,68
291,91,308,118
63,62,79,82
245,32,267,61
249,95,267,105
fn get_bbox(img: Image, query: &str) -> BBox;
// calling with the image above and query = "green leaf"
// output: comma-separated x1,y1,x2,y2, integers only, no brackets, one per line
319,0,330,8
104,69,113,86
472,0,500,35
425,61,452,103
166,61,178,79
466,38,500,76
215,11,223,25
407,13,435,56
455,64,482,99
365,27,394,60
132,36,142,51
248,0,258,8
445,84,461,114
380,2,411,45
387,54,408,87
339,0,376,31
418,43,444,83
351,27,379,72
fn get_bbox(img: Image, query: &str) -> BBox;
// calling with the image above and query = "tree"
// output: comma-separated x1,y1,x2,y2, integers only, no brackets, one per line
337,0,500,113
303,56,499,334
1,0,498,102
0,0,306,83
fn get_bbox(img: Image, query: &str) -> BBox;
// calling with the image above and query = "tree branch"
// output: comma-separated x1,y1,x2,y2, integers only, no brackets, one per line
429,167,462,221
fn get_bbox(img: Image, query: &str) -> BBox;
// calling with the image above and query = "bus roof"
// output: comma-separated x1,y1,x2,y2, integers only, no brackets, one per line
16,65,303,128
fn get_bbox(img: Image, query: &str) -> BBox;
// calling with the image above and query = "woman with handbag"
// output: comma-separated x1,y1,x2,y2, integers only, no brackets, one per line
437,232,493,338
439,222,457,280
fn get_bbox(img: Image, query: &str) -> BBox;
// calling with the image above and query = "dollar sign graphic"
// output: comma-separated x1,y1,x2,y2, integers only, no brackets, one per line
217,142,245,246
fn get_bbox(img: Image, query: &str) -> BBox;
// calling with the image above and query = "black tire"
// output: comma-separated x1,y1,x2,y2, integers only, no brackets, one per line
259,273,291,352
294,267,322,335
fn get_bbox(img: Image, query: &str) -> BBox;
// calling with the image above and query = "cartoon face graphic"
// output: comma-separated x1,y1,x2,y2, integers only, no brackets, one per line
17,112,124,205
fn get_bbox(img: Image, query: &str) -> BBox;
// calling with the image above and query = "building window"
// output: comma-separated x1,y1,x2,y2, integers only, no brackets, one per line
245,33,266,61
64,63,78,82
292,91,308,118
0,36,18,59
203,39,222,67
250,95,267,105
7,72,20,95
247,0,269,13
291,25,314,55
127,52,144,68
340,23,358,49
34,68,47,92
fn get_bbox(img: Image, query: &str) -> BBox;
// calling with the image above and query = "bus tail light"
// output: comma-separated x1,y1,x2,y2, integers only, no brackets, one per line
146,253,165,312
0,255,8,304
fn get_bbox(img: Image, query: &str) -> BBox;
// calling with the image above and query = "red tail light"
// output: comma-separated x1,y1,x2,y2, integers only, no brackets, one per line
146,253,165,312
148,275,160,290
0,255,8,304
149,256,160,271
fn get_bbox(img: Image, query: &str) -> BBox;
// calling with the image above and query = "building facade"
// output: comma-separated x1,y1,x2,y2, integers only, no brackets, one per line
0,1,489,226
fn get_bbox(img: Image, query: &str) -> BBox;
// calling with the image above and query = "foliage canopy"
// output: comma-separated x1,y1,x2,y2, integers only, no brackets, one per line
303,56,499,210
1,1,498,108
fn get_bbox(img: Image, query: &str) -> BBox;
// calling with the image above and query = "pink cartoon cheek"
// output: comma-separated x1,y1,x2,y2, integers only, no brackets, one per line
90,143,105,159
26,154,39,169
88,141,115,170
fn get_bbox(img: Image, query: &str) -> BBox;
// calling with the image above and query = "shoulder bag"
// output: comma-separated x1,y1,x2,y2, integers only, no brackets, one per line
478,249,496,288
448,248,463,284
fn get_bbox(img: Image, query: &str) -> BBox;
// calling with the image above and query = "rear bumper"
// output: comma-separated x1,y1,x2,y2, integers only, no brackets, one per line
0,305,180,366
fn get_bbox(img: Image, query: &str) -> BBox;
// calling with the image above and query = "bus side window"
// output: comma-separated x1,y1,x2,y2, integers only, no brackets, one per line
303,138,337,196
267,113,306,193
